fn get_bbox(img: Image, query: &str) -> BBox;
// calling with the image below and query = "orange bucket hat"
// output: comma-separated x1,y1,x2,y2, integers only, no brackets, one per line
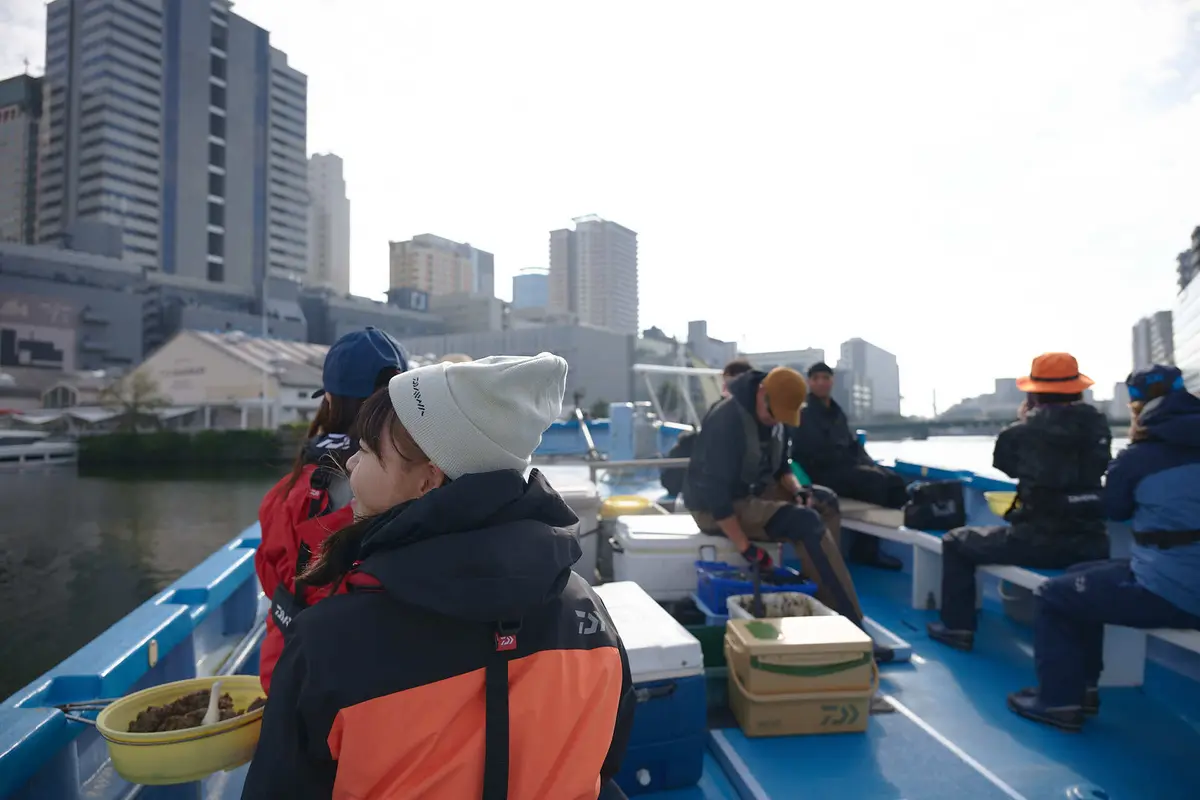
1015,352,1094,394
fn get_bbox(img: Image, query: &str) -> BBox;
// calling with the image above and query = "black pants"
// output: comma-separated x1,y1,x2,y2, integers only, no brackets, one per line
940,525,1108,631
1036,559,1200,706
813,463,908,510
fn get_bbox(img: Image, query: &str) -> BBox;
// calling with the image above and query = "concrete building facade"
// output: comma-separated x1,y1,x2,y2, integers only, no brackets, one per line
1132,310,1174,371
548,215,638,335
298,287,443,346
512,267,548,309
1176,229,1200,391
835,338,901,420
744,348,826,376
37,0,307,289
402,325,636,407
389,234,491,297
307,153,350,294
0,74,43,245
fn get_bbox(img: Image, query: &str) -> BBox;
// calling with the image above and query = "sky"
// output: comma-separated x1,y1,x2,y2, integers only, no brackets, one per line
4,0,1200,415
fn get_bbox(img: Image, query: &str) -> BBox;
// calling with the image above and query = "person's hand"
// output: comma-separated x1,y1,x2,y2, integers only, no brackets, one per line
741,544,775,571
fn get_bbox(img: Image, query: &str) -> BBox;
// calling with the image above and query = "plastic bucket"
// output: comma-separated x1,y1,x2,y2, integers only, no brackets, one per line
95,675,265,785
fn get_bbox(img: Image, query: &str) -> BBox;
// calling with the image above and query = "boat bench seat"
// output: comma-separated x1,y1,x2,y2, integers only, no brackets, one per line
900,525,1200,660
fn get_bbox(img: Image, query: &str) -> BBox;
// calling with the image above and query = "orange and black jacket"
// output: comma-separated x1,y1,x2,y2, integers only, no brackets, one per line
241,469,635,800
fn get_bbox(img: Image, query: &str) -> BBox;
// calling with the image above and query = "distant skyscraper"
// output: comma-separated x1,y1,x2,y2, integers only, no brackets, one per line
512,267,549,309
307,153,351,294
388,234,492,296
0,74,42,244
835,338,901,419
1176,228,1200,391
1132,310,1174,372
37,0,308,289
548,214,638,335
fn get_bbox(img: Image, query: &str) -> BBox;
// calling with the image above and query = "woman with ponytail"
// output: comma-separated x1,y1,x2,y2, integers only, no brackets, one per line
243,354,634,800
254,327,406,694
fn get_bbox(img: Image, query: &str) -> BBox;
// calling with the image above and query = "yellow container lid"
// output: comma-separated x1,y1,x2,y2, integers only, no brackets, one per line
600,495,655,518
984,490,1017,517
726,616,873,656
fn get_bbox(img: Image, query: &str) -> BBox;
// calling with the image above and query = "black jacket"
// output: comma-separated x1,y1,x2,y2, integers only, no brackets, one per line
685,371,788,520
994,402,1112,538
790,395,871,481
242,469,635,799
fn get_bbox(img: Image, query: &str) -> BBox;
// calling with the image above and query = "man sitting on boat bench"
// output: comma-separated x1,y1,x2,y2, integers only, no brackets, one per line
791,361,907,571
684,365,893,662
927,352,1112,652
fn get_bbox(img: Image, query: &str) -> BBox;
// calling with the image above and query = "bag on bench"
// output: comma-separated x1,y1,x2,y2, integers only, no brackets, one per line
903,480,966,531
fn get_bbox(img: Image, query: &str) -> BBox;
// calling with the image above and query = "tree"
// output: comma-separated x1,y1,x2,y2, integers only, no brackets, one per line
589,400,610,419
100,371,169,432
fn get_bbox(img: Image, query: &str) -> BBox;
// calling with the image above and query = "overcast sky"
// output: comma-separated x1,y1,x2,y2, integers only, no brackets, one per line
4,0,1199,413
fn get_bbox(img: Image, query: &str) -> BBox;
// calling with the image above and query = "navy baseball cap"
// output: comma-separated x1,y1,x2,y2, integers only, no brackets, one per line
1126,364,1185,402
312,327,408,399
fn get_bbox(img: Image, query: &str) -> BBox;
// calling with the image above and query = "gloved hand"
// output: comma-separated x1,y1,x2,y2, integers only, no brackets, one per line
741,544,774,571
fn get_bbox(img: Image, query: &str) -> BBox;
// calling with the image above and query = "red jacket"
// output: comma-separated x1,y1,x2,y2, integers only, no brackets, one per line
256,461,355,693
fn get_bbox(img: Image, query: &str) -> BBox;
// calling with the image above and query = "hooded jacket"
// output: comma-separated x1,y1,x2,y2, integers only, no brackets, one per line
242,469,635,800
991,402,1112,538
255,433,358,693
790,395,872,479
684,370,789,520
1104,391,1200,617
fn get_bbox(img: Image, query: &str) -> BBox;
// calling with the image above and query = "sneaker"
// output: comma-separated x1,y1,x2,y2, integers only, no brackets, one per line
926,621,974,652
1007,688,1084,732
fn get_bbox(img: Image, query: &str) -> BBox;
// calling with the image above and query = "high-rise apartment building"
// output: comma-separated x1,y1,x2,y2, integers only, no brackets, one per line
512,267,549,309
1132,310,1174,371
307,153,350,294
37,0,308,290
548,215,638,335
834,338,901,420
388,234,492,297
0,74,43,244
1175,228,1200,391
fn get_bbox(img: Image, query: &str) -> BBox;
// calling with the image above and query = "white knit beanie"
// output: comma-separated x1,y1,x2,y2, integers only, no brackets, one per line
387,352,568,480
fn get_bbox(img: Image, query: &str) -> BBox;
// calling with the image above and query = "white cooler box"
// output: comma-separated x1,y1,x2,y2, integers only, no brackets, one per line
537,466,602,583
611,514,783,601
593,581,706,795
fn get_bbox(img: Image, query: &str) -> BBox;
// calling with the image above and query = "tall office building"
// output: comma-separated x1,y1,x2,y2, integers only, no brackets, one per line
512,267,549,309
548,214,638,335
834,338,901,420
307,152,350,294
1131,310,1174,371
0,74,43,244
37,0,308,289
388,234,492,297
1175,229,1200,391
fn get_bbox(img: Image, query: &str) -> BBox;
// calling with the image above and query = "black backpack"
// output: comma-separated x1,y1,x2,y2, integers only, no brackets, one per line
660,430,697,497
902,480,966,531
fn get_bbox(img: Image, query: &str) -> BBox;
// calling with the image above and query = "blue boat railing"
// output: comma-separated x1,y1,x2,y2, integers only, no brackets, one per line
0,525,266,800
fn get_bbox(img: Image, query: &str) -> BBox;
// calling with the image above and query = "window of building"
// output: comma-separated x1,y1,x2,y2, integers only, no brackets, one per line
210,83,225,109
211,53,226,80
209,112,225,139
209,141,224,168
208,231,224,257
207,260,224,282
211,25,228,52
208,202,223,227
208,171,224,197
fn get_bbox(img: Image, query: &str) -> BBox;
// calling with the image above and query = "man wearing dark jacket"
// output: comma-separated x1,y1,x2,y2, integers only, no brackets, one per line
790,362,907,570
685,366,891,661
927,353,1113,652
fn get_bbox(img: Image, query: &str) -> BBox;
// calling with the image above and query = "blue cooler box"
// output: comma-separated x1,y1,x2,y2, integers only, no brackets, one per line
594,581,706,796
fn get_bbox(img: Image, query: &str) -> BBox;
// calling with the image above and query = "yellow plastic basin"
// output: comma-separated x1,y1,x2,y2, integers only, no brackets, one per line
95,675,265,785
600,495,656,519
984,491,1017,517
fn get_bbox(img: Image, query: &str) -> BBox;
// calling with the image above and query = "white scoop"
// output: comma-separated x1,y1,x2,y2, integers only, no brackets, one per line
202,680,223,725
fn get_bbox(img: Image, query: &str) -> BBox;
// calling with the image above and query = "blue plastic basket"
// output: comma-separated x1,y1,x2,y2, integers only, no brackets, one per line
694,561,816,613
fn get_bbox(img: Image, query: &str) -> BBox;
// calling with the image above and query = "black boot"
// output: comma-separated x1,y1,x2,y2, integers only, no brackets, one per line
849,535,902,571
926,621,974,651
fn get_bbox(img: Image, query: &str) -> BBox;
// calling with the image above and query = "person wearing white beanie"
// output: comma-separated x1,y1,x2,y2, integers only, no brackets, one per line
244,353,636,800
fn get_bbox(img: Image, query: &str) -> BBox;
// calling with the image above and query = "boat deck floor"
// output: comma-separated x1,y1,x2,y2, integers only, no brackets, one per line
695,565,1200,800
